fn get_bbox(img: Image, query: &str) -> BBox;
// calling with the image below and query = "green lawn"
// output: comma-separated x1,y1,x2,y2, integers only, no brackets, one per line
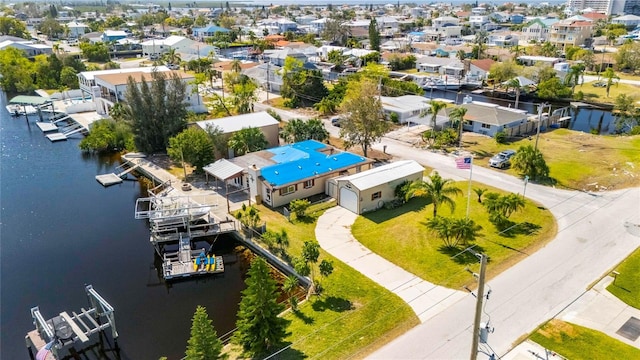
607,247,640,309
578,81,640,104
351,182,556,288
531,320,640,359
462,129,640,190
226,202,418,359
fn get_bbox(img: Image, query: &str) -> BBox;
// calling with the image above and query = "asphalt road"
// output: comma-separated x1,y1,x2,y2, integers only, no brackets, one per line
365,137,640,359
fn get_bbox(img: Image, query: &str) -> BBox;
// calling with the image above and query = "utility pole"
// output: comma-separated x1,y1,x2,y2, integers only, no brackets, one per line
266,61,270,104
470,253,487,360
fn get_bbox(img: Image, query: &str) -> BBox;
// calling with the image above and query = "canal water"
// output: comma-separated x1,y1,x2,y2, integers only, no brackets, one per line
0,92,246,359
426,88,617,135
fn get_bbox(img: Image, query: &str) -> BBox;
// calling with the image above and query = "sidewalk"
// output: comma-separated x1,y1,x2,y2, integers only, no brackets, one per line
315,206,466,323
503,275,640,359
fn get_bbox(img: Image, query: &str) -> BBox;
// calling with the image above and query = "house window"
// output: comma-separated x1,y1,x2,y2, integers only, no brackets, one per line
303,179,314,189
481,123,491,129
371,191,382,200
280,184,297,196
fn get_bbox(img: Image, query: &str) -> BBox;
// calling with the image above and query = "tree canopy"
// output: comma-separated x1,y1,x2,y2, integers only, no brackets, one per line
511,145,550,181
233,257,290,355
339,78,390,157
123,70,188,153
0,16,31,39
280,57,328,108
281,118,328,143
228,127,268,156
167,127,216,173
185,305,223,360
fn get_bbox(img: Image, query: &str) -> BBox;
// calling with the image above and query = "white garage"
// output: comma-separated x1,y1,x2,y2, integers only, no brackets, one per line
334,160,424,214
339,186,359,214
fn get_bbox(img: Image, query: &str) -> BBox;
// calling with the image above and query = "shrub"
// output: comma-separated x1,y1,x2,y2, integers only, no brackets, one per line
289,199,311,218
494,131,507,144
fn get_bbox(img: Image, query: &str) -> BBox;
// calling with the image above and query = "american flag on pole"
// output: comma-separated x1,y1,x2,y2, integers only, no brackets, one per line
36,340,55,360
456,156,472,169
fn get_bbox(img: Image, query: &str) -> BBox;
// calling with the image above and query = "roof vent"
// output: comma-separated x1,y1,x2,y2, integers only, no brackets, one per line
333,157,337,161
328,167,332,171
298,165,302,169
316,162,320,166
274,171,279,175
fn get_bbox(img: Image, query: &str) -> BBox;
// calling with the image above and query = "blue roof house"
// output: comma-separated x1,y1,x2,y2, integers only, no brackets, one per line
228,140,373,208
192,25,230,39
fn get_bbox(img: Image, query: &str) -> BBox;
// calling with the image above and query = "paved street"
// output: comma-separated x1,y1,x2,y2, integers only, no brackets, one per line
364,138,640,359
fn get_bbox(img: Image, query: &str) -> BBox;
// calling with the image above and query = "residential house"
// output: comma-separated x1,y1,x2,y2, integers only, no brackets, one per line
490,12,512,23
195,111,280,158
468,58,496,82
549,19,594,50
520,18,558,43
77,67,203,113
487,32,519,47
517,55,563,66
469,15,490,28
140,35,194,58
243,63,283,92
447,101,529,137
224,140,373,208
310,18,329,34
415,56,465,78
433,16,460,30
263,48,309,67
376,16,400,36
511,14,525,24
612,14,640,28
0,37,52,57
380,95,429,124
66,21,90,39
330,160,425,214
192,25,230,40
102,30,128,42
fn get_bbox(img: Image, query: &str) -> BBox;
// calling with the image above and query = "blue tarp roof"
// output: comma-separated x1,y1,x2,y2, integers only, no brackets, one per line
261,140,367,187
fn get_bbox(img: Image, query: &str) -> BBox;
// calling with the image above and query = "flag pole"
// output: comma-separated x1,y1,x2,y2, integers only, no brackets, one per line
466,157,473,219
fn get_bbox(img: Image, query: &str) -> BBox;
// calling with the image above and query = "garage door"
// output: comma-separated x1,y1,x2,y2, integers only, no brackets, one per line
339,187,358,214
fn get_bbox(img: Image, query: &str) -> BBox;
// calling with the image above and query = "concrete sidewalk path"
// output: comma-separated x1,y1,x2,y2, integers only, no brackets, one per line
559,276,640,349
315,206,466,323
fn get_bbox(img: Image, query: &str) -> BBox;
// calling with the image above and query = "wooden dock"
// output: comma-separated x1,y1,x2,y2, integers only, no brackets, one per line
163,253,224,280
95,163,140,186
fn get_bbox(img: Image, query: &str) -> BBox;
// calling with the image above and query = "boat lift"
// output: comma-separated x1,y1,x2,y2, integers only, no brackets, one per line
95,161,141,186
25,285,118,360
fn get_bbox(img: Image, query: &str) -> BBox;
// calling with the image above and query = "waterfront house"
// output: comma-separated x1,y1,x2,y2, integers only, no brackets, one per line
329,160,424,214
520,18,557,43
221,140,373,208
447,101,529,137
195,112,280,158
381,95,429,124
548,19,594,50
415,56,465,78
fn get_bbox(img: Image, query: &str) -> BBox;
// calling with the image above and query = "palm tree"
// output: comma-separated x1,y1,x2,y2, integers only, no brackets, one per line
510,44,525,61
230,59,242,73
564,63,585,95
163,48,181,65
474,30,488,60
511,145,550,181
451,218,482,246
603,67,619,97
473,188,487,203
502,193,525,218
406,172,463,217
448,106,468,147
423,100,447,133
505,77,524,109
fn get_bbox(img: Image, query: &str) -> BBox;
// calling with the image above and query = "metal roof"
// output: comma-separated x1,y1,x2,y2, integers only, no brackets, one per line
203,159,244,181
196,111,279,134
338,160,424,191
9,95,51,105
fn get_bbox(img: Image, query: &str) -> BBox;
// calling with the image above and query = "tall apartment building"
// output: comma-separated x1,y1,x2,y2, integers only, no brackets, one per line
567,0,629,15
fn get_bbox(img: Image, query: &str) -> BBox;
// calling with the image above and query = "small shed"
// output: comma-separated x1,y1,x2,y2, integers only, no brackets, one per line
333,160,424,214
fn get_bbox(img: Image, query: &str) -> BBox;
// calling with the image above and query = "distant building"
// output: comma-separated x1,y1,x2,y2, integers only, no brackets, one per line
549,19,594,49
520,18,558,43
140,35,194,59
192,25,230,40
66,21,90,39
0,37,52,57
447,101,530,137
612,14,640,27
102,30,128,42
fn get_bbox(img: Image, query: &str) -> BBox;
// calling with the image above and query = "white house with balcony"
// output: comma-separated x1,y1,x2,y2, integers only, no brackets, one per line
140,35,194,58
66,21,90,39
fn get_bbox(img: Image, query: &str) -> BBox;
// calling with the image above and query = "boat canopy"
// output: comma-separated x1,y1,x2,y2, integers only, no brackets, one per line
9,95,52,105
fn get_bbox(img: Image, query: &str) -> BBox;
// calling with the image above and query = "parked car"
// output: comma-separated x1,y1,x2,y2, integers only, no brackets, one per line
489,150,516,168
592,81,606,88
331,116,343,127
166,63,180,70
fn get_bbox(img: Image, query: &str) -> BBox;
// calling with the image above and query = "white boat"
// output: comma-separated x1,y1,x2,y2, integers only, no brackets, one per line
6,104,38,116
422,78,462,91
